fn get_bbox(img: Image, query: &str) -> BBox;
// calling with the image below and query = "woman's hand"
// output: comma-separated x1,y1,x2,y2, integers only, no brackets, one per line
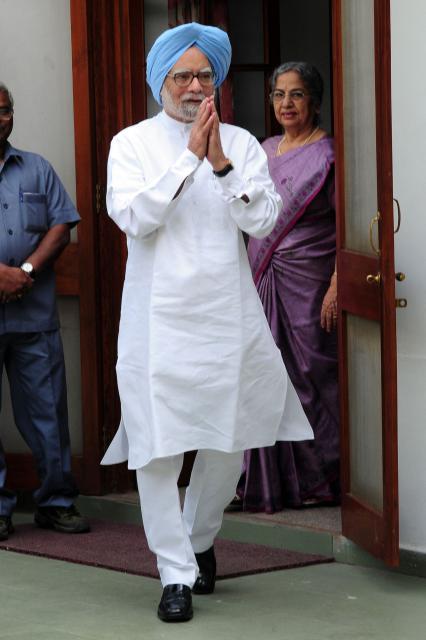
320,272,337,333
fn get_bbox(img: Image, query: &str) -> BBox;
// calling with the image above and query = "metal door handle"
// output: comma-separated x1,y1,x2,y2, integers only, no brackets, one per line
369,212,381,256
393,198,401,233
366,272,381,284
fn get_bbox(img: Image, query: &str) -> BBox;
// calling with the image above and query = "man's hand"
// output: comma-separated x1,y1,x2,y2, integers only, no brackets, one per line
320,273,337,333
0,265,33,303
188,97,215,160
206,100,228,172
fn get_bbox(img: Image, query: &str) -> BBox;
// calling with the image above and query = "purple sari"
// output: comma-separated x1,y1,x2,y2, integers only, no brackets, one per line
238,137,340,512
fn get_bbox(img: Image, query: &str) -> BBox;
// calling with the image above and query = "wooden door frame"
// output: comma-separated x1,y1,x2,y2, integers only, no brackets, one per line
332,0,399,565
69,0,102,495
69,0,146,494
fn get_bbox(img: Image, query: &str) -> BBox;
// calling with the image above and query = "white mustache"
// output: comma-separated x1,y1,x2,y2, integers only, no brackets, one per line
181,93,205,102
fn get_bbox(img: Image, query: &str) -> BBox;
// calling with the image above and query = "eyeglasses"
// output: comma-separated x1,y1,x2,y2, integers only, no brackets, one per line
0,107,13,121
166,70,215,87
269,90,308,103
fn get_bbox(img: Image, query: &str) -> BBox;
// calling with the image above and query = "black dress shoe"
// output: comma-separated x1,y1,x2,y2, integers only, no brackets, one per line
0,515,14,541
157,584,193,622
193,546,216,594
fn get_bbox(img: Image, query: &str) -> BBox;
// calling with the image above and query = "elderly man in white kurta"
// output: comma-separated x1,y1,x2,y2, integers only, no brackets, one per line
101,22,313,623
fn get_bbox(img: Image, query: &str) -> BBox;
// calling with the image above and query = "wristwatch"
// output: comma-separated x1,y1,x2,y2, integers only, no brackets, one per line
20,262,35,278
213,160,234,178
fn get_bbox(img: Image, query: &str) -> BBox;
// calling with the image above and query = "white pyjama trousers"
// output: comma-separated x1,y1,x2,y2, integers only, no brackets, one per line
136,449,244,587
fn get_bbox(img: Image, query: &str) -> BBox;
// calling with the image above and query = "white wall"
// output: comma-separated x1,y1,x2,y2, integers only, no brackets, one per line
391,0,426,552
0,0,82,454
0,0,76,201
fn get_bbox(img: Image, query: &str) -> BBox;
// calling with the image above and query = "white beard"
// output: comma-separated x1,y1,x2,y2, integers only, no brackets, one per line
161,86,206,122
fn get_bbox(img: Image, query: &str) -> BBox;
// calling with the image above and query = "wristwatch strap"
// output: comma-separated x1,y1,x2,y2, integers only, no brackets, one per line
213,161,234,178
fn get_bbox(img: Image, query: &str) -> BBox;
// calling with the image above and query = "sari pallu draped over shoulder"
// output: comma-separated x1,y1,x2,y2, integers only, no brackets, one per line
248,137,335,284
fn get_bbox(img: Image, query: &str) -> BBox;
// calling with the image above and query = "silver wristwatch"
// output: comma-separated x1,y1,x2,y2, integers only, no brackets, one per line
20,262,35,278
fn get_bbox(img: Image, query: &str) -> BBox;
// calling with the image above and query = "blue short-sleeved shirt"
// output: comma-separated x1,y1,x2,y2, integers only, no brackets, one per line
0,143,80,334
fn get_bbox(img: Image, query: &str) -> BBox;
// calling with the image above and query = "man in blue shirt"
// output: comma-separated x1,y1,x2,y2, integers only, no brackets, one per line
0,82,89,539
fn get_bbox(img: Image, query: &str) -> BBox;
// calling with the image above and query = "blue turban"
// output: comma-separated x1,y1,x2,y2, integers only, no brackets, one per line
146,22,232,105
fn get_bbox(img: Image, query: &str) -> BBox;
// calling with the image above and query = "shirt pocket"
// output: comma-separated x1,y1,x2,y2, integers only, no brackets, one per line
20,191,48,232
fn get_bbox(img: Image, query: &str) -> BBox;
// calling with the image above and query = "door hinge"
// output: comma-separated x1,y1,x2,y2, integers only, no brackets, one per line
95,183,102,214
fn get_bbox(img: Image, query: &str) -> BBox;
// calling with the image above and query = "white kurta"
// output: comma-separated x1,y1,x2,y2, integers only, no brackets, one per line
101,110,313,469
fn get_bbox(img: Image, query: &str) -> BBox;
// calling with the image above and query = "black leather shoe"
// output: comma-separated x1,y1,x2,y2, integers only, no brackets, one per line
0,515,14,541
157,584,193,622
34,505,90,533
193,546,216,594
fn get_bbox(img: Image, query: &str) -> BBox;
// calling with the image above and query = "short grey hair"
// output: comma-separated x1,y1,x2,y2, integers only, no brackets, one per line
0,82,14,108
270,62,323,125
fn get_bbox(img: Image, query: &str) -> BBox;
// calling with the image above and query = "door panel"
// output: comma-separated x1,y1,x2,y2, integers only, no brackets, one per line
347,314,383,512
341,0,379,255
333,0,399,566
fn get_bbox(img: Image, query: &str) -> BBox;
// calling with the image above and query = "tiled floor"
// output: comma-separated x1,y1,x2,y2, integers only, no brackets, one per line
0,544,425,640
2,500,425,639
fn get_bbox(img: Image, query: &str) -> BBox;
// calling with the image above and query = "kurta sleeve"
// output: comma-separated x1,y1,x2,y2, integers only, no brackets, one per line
107,133,202,238
212,134,282,239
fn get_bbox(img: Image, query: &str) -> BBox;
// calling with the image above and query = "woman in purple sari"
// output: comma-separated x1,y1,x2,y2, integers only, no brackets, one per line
237,62,339,511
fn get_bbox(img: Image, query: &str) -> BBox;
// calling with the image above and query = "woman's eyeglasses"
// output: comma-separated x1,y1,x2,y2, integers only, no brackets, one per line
269,90,307,104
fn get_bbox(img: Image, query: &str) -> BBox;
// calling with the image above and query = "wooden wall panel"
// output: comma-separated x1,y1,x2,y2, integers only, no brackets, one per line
55,243,80,296
5,453,84,492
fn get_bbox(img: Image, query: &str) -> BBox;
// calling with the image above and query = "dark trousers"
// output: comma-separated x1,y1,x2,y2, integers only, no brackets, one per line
0,331,78,515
